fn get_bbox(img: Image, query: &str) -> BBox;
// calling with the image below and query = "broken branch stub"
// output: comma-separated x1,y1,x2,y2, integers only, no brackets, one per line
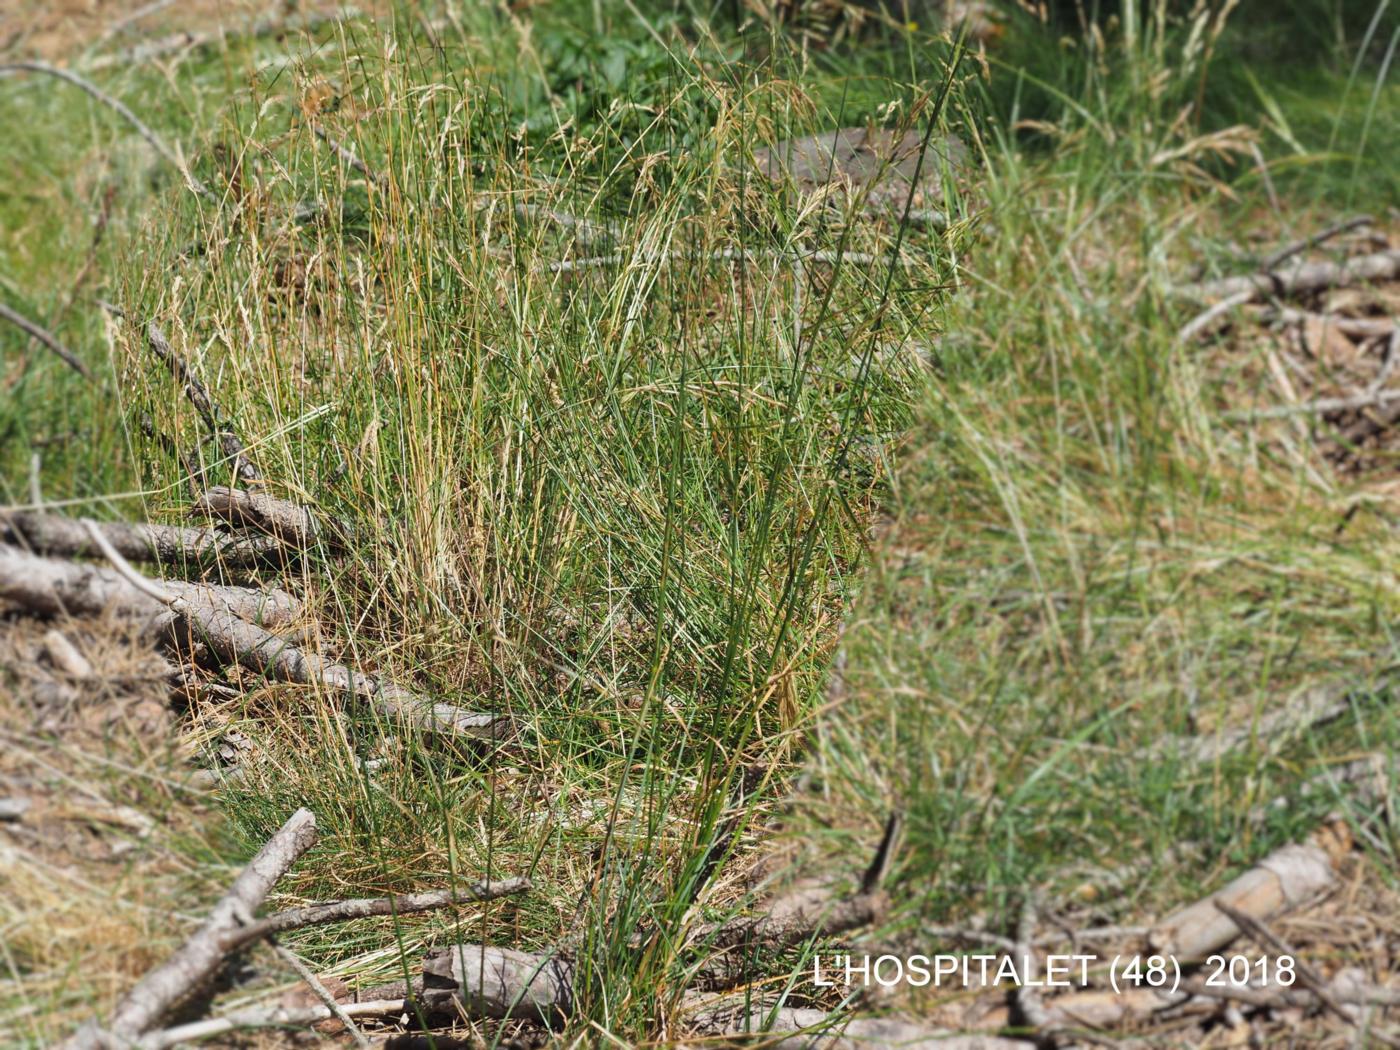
196,486,348,553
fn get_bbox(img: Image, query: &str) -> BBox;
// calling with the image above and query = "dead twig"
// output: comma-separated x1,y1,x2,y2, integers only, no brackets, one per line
0,301,91,377
311,123,386,187
1174,248,1400,304
221,877,531,952
146,323,260,486
0,62,213,201
548,247,884,275
1178,289,1255,344
1224,387,1400,421
1262,215,1374,271
134,998,408,1050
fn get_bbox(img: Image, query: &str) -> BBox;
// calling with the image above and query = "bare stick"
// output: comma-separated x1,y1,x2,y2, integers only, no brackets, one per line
79,521,504,740
146,323,260,486
134,998,407,1049
0,62,213,201
1224,387,1400,421
1178,288,1255,344
222,877,531,952
58,809,318,1050
0,302,91,377
1259,307,1394,340
1175,248,1400,303
1262,214,1373,271
548,247,884,275
2,508,283,567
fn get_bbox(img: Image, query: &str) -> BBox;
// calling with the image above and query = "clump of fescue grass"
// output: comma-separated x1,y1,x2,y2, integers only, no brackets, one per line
83,7,972,1036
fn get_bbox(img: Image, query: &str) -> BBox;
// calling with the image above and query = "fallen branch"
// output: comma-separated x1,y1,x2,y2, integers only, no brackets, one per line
195,486,345,553
0,302,91,377
1174,248,1400,303
0,62,213,201
1148,824,1346,960
0,542,301,630
548,247,884,276
58,808,318,1050
697,1003,1027,1049
312,123,386,187
81,522,504,740
1224,387,1400,421
221,877,531,952
1258,307,1395,340
134,998,407,1050
2,508,283,567
146,323,260,486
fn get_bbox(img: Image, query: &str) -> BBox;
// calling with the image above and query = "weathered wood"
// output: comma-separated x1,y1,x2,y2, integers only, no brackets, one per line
2,509,283,567
78,523,503,741
0,543,301,629
58,809,318,1050
1148,832,1343,960
1175,248,1400,303
195,486,347,553
423,945,575,1023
